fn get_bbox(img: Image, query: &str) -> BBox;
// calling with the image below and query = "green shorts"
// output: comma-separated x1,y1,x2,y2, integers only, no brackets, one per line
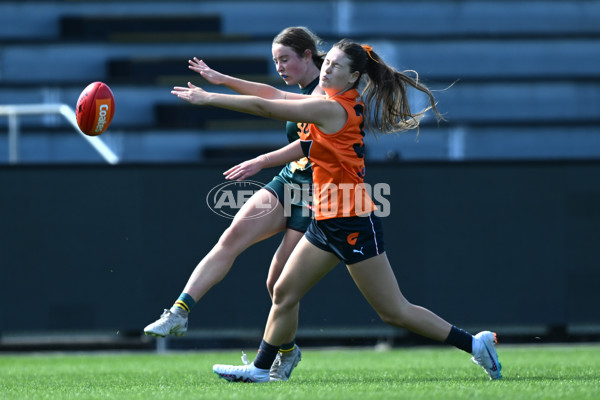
263,165,313,233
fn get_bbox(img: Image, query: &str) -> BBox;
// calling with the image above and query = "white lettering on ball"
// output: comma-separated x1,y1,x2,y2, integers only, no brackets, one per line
95,104,109,132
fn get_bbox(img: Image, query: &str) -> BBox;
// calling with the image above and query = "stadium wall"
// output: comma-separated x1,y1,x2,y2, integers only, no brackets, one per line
0,161,598,341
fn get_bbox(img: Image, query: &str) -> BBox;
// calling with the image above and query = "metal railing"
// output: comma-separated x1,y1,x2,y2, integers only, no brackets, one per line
0,103,119,164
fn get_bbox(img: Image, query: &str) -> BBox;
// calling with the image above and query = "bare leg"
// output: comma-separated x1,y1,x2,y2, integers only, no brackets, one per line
183,189,286,301
263,237,340,345
265,228,305,344
266,228,305,296
346,252,452,341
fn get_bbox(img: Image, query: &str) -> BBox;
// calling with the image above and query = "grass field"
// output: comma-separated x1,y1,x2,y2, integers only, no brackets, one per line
1,344,599,400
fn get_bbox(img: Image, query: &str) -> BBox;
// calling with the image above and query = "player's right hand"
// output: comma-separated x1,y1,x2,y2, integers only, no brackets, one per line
223,156,266,181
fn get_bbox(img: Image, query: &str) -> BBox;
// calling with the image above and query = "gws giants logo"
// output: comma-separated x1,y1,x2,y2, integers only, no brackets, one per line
206,180,278,220
347,232,359,245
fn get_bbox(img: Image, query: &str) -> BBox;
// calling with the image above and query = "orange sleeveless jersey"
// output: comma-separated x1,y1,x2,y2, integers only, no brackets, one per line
298,89,377,220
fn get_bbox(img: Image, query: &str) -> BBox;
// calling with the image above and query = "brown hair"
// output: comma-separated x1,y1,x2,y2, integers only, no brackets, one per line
273,26,325,69
334,38,443,135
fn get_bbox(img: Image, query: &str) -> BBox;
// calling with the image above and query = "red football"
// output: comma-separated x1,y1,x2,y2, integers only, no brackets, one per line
75,81,115,136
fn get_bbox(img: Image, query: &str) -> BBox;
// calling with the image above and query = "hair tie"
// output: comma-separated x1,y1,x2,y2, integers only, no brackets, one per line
362,45,380,64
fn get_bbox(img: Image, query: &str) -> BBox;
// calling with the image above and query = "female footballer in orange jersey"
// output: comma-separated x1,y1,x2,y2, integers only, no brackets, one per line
172,38,502,382
144,27,324,381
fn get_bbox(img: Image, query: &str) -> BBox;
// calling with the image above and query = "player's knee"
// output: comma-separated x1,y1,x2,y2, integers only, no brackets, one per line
379,312,407,327
217,222,254,255
218,224,242,246
377,304,413,328
271,282,297,310
266,278,276,298
266,264,285,298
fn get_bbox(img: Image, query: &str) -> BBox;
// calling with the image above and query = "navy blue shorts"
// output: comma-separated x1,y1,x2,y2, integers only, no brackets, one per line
304,214,385,264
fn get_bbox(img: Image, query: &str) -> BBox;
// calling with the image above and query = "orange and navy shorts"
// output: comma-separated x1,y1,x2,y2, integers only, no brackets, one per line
304,214,385,264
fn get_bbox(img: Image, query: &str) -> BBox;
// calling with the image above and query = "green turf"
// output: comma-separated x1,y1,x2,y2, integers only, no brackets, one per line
1,345,599,399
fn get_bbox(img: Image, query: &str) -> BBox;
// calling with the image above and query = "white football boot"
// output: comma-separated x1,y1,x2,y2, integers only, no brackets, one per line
213,362,270,383
270,346,302,381
144,308,188,337
471,331,502,379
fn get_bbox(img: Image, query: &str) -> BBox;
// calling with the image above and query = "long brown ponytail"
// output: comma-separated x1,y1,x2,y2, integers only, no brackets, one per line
334,39,443,135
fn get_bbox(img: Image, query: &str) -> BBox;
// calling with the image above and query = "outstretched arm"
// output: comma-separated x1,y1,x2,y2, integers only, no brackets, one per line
172,82,337,128
189,58,311,100
224,140,304,181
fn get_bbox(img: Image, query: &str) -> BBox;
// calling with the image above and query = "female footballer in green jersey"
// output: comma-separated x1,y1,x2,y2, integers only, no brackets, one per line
144,27,324,381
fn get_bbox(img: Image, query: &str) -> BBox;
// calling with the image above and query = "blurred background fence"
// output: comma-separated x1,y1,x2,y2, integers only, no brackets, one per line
1,162,600,350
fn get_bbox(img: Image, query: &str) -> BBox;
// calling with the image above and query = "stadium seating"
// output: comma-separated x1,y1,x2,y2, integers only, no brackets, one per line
0,0,598,163
60,14,223,42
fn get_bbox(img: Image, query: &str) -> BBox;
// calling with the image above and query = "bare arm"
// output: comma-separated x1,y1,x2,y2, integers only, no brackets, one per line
189,58,311,100
172,82,343,131
224,140,304,181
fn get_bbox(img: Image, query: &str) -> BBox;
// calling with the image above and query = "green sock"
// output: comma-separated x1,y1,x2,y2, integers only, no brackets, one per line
280,341,296,353
173,293,195,313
